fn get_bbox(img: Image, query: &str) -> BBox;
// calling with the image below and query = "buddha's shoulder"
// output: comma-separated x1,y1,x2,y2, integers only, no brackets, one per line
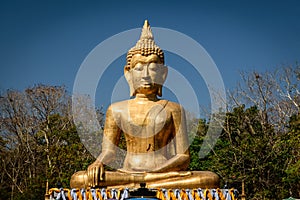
160,100,184,112
107,100,130,112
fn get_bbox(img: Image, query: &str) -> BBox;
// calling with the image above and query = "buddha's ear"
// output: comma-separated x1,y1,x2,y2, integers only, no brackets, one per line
161,65,168,84
124,66,135,97
157,65,168,97
157,85,163,97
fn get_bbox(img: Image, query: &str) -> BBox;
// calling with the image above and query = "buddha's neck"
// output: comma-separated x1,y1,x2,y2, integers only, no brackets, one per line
134,93,158,102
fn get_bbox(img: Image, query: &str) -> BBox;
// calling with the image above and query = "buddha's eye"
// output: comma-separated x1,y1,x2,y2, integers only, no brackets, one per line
133,63,144,71
148,63,159,71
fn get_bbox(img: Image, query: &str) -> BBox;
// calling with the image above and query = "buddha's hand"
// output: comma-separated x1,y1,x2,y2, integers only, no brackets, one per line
87,160,104,187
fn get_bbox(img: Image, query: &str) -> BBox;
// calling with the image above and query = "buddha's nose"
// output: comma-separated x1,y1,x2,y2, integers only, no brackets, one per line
142,65,150,78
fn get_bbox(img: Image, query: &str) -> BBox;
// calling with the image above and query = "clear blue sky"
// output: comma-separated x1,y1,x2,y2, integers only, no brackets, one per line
0,0,299,111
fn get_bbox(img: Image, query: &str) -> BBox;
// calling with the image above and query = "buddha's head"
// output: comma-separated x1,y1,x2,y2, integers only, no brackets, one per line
124,20,168,97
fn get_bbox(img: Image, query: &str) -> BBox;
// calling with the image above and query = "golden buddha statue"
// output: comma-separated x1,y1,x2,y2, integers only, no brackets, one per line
70,20,219,189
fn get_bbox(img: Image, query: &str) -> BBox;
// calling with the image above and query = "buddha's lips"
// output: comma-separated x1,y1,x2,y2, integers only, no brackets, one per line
140,83,154,87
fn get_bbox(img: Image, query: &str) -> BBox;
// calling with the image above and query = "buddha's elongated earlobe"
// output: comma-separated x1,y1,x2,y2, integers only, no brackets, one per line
124,66,135,97
157,66,168,96
157,85,163,97
162,65,168,84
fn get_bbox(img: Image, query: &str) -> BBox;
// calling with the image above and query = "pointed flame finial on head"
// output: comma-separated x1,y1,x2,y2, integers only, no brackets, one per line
140,20,153,40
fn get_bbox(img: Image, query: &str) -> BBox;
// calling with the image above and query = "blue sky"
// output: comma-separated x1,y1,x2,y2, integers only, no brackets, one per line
0,0,300,111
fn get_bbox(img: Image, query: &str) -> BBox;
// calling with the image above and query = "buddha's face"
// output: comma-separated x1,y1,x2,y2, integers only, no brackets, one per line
125,54,168,96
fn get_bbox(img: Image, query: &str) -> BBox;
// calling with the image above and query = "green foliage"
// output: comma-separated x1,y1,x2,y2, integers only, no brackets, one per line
44,114,94,187
188,64,300,199
281,114,300,197
189,106,300,199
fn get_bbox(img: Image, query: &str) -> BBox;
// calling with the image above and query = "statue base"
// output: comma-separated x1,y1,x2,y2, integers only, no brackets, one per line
45,186,239,200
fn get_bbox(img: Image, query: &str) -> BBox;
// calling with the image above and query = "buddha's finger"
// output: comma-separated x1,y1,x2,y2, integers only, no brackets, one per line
95,167,99,186
93,167,96,187
87,168,92,187
89,167,93,187
100,165,104,181
88,170,90,186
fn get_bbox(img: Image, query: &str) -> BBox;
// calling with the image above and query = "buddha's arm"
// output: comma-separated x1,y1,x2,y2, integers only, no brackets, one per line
152,107,190,172
87,105,121,186
151,152,190,172
97,105,122,163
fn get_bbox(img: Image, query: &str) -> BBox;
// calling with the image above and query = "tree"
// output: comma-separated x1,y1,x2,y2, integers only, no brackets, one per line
189,64,299,199
0,85,104,199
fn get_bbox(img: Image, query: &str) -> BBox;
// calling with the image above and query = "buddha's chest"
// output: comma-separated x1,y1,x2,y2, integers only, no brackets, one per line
120,103,172,136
